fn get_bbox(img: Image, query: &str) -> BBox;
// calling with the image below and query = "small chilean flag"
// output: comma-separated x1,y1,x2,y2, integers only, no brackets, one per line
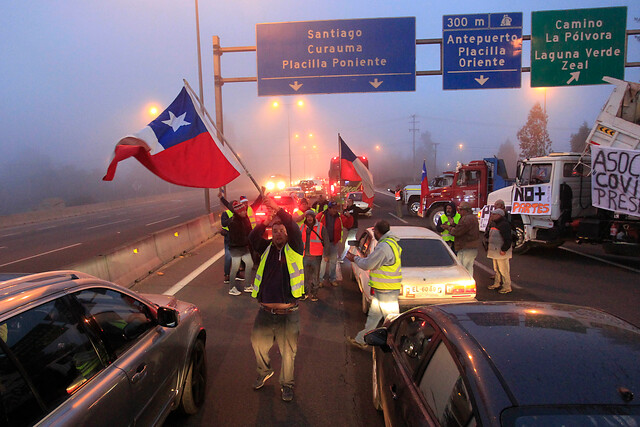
340,136,374,198
419,160,429,216
103,86,241,188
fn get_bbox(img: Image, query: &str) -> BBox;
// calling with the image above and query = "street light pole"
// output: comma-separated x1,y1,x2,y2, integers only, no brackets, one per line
287,105,292,186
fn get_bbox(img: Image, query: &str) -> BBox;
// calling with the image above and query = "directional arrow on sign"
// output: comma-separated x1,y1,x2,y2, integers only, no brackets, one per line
369,78,383,88
566,72,580,85
474,75,489,86
289,81,303,91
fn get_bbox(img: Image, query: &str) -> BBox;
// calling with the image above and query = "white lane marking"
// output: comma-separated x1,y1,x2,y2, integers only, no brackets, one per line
388,213,408,224
473,260,521,289
164,249,225,296
560,246,640,274
0,232,20,238
373,203,380,208
85,219,130,230
146,216,180,227
0,243,83,267
37,225,57,231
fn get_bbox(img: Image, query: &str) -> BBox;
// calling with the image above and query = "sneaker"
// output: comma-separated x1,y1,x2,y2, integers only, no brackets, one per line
498,288,512,294
346,336,370,351
228,287,241,296
243,285,253,293
281,385,294,402
487,284,501,290
252,371,274,390
310,294,318,302
330,280,339,287
224,275,230,284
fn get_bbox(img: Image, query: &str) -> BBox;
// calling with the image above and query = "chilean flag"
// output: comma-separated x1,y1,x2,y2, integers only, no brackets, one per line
419,160,429,216
103,86,241,188
340,136,374,198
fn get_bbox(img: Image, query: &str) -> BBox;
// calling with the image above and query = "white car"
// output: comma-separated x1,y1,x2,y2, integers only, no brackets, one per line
348,226,476,313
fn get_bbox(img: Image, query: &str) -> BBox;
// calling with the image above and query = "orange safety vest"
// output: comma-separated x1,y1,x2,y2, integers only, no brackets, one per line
300,222,324,256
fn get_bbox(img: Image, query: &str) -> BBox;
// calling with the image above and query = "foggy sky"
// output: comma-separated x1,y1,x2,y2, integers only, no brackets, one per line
2,0,639,206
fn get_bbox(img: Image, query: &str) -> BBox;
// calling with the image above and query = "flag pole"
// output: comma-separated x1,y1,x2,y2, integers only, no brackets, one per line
183,79,263,196
338,133,342,200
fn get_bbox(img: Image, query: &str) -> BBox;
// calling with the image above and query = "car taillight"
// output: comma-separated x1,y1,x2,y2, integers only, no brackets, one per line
445,280,476,296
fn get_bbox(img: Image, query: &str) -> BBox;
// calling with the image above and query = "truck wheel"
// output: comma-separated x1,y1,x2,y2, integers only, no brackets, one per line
511,220,530,255
407,197,420,216
427,206,445,230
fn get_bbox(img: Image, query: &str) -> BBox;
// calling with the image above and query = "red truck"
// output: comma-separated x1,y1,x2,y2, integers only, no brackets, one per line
420,157,513,228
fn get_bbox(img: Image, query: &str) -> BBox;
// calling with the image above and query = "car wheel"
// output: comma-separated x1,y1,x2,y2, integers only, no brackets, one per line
372,351,382,411
362,292,371,314
179,339,207,415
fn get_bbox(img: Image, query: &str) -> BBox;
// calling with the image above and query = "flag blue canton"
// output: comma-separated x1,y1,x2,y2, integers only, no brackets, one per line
148,88,207,150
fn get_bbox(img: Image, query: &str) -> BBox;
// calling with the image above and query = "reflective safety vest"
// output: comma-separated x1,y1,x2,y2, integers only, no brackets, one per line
439,213,461,242
221,209,233,231
251,244,304,298
369,237,402,290
247,206,256,229
300,222,324,256
395,191,402,201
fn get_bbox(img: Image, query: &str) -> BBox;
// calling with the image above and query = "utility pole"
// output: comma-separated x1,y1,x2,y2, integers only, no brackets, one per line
432,142,440,175
409,115,419,173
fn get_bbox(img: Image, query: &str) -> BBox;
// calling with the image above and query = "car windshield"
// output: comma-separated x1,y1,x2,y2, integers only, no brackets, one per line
349,193,363,202
398,238,456,267
502,406,640,426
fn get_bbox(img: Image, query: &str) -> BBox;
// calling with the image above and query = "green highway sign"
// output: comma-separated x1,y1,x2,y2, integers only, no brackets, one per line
531,7,627,87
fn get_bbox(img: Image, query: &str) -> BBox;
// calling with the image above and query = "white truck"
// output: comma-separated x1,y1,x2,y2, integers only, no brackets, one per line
482,77,640,255
403,172,454,216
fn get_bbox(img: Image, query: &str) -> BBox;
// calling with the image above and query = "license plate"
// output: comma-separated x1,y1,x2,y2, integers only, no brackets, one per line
402,284,444,299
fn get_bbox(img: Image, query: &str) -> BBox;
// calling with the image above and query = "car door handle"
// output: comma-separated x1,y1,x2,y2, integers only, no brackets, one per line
390,384,398,400
131,363,148,384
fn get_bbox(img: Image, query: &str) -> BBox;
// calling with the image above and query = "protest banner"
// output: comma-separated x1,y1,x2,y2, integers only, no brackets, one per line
511,184,551,215
591,145,640,215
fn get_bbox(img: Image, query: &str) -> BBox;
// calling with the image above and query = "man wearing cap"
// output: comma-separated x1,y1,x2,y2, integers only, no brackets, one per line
248,196,304,402
317,202,353,287
486,208,513,294
345,220,401,350
445,201,480,277
226,200,254,295
300,209,329,301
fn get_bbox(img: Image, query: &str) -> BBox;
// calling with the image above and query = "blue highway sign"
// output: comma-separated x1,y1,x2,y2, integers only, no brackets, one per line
256,17,416,96
442,12,522,90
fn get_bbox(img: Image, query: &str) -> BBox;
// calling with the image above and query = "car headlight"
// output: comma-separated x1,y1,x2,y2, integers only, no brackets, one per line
266,182,275,191
277,181,286,190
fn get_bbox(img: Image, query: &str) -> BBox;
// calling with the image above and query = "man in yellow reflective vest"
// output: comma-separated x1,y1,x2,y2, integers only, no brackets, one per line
435,201,460,252
248,196,304,402
345,220,401,350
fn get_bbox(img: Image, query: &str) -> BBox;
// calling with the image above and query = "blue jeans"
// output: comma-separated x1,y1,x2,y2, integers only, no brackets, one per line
355,288,400,345
251,309,300,387
320,242,339,282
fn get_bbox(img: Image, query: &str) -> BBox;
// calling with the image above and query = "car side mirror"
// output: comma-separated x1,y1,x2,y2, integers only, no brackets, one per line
157,306,179,328
365,327,391,353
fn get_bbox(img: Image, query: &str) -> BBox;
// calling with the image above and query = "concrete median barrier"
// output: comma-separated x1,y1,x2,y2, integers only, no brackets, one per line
64,210,223,287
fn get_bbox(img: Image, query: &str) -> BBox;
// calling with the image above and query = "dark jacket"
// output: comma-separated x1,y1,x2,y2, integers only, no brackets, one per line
486,215,512,252
343,204,370,230
450,212,480,251
249,209,303,304
317,211,353,243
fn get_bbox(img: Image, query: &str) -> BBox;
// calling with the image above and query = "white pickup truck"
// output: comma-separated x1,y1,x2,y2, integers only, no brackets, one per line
403,172,454,216
482,77,640,255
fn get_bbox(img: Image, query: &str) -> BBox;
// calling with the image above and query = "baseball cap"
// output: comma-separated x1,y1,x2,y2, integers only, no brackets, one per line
327,201,337,208
305,209,316,217
239,196,249,204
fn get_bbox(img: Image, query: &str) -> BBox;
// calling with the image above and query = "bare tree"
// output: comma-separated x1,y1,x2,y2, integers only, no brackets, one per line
569,122,591,153
517,102,552,158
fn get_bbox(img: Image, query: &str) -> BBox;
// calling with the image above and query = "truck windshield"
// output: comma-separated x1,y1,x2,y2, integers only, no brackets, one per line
520,163,552,185
456,170,480,186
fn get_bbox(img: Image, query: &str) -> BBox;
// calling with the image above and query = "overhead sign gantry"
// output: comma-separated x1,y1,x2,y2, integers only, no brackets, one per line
256,17,416,96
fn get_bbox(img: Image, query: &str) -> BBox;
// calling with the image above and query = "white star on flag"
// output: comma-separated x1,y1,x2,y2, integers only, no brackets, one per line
162,111,190,131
